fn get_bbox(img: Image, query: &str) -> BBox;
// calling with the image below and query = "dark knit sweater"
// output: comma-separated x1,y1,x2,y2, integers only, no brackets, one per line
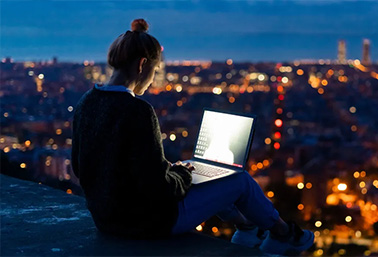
71,85,192,238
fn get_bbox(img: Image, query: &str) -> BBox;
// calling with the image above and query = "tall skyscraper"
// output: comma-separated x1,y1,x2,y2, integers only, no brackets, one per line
362,39,371,65
338,40,346,64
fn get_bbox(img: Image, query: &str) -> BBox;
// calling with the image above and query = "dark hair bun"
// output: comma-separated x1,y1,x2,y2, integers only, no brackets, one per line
131,19,149,33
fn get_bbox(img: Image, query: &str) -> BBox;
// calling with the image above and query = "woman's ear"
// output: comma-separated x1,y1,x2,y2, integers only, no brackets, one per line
138,57,147,74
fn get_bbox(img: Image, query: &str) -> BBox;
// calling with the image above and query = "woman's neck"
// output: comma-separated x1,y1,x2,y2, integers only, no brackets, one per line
107,70,136,91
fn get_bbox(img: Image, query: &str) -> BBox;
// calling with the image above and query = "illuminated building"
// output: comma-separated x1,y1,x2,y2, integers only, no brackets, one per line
362,39,371,65
154,50,166,88
337,40,346,64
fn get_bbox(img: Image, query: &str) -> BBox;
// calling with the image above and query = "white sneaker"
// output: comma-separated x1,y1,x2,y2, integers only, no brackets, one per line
231,227,268,249
259,222,314,256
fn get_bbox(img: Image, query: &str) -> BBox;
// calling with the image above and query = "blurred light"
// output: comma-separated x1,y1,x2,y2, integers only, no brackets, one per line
314,231,320,237
25,140,31,147
20,163,26,168
182,131,188,137
297,69,304,76
196,225,203,231
226,59,233,65
212,87,222,95
66,189,72,194
38,74,44,79
297,183,304,189
281,77,289,83
351,125,357,132
276,108,283,114
28,71,34,76
263,159,270,166
274,132,281,139
355,231,362,238
64,159,71,165
364,250,371,256
354,59,361,65
371,204,377,211
67,106,74,112
345,216,352,222
349,106,356,113
3,147,10,153
314,249,323,256
270,76,277,82
52,144,58,150
373,180,378,188
258,74,265,81
361,188,367,194
64,174,71,180
267,191,274,198
165,85,172,91
257,162,263,169
212,227,219,233
273,142,280,150
297,204,304,210
306,182,312,189
338,183,347,191
338,249,346,255
277,86,284,93
274,119,283,127
4,112,9,118
177,100,183,107
359,181,366,188
353,171,360,178
315,221,322,227
278,95,284,101
321,79,328,86
287,157,294,165
229,97,235,103
0,137,4,143
161,133,167,140
360,171,366,177
318,88,324,94
169,134,176,141
182,76,189,82
176,85,182,92
265,138,271,145
251,164,257,171
56,129,62,135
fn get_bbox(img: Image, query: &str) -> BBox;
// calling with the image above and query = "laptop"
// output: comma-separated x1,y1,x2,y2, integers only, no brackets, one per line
182,108,256,184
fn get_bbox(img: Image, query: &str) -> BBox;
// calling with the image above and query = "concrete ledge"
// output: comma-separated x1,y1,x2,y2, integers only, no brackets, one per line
1,174,264,256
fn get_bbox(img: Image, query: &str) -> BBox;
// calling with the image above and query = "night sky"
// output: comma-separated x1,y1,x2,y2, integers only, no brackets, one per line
1,0,378,62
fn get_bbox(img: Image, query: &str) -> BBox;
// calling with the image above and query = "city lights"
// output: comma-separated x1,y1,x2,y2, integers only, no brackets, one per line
345,216,352,222
297,182,304,189
169,134,176,141
337,183,347,191
196,225,203,231
315,221,322,227
38,74,44,79
274,119,283,127
20,163,26,168
264,138,271,145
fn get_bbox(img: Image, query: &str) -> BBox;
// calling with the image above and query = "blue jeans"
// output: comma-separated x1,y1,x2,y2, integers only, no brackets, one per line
171,171,280,235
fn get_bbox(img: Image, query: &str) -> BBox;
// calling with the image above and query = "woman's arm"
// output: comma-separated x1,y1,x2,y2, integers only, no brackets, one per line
128,100,192,201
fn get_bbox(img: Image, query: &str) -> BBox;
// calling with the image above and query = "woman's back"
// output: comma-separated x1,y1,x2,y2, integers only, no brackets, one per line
71,86,189,238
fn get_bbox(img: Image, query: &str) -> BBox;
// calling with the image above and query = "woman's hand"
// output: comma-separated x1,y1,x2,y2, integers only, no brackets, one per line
172,160,195,172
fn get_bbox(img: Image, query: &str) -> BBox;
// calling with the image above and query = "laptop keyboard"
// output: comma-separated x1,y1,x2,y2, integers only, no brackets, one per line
191,162,231,178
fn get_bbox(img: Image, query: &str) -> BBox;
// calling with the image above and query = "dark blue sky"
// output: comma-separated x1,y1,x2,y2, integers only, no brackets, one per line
1,0,378,62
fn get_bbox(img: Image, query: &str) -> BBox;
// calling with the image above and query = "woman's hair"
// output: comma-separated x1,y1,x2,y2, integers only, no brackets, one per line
107,18,162,69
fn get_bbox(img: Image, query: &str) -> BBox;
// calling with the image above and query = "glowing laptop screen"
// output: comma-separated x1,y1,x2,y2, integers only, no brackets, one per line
194,110,254,168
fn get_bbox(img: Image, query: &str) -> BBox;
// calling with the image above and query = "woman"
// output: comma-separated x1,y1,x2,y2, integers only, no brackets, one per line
71,18,314,255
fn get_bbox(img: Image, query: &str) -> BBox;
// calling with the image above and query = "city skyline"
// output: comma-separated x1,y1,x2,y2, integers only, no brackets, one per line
1,0,378,62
